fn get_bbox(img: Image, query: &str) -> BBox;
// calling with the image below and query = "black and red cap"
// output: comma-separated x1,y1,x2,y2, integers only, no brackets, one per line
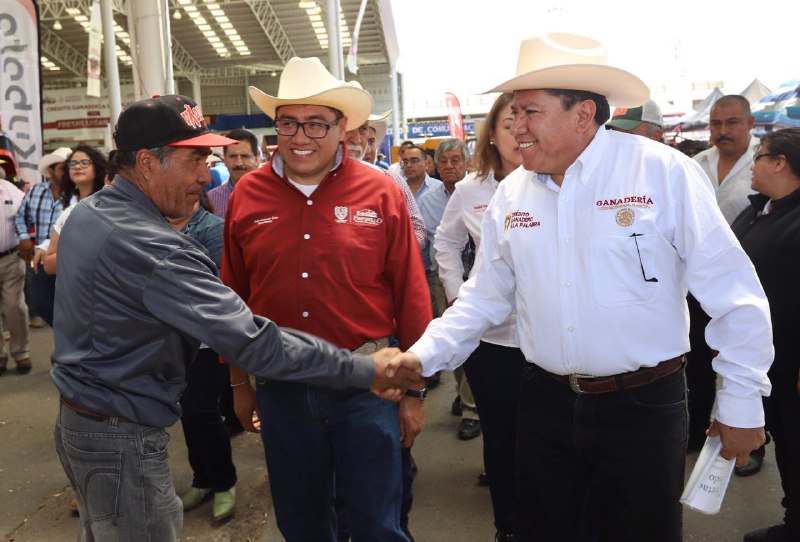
113,94,236,151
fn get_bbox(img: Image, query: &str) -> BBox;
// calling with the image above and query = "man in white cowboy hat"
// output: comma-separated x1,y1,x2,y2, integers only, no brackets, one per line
223,57,431,541
365,109,390,164
389,32,773,541
15,146,72,330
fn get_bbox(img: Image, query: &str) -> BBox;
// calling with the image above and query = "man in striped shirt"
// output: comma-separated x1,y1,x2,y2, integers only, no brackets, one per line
15,147,70,327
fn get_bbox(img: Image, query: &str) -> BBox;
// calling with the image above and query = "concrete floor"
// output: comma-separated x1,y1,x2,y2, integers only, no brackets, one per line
0,327,785,541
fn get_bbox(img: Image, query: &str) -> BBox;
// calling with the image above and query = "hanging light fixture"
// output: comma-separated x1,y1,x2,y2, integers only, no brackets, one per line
173,9,182,20
53,19,63,30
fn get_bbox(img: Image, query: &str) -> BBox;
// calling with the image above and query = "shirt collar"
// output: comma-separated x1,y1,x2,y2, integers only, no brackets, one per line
531,126,604,187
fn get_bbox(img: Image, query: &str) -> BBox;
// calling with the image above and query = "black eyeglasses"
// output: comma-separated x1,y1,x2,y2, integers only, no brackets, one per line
753,152,779,163
67,159,92,169
630,233,658,283
274,118,341,139
401,157,423,165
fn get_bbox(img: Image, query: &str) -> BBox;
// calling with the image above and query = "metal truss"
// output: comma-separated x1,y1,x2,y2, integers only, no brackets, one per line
40,24,87,78
242,0,296,66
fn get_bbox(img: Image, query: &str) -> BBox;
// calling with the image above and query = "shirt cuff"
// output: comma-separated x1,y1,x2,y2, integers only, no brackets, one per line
349,353,376,389
714,390,765,428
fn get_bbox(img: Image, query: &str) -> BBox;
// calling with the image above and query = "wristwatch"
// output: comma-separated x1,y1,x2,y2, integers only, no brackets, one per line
405,388,428,401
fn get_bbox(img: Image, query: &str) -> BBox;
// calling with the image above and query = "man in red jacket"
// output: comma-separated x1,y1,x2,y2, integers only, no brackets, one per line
222,57,431,542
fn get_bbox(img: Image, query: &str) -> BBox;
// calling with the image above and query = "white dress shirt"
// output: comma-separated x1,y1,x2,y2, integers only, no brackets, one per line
694,136,759,224
411,128,773,429
434,170,517,347
0,180,24,253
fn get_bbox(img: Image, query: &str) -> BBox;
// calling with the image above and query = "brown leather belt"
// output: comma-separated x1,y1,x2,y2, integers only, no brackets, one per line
544,356,685,394
61,396,132,423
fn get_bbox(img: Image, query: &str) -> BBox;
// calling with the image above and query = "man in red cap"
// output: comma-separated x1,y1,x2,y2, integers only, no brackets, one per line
51,94,418,542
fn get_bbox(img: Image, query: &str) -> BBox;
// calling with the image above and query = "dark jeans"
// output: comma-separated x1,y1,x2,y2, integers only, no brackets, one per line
515,364,688,542
257,380,408,542
764,381,800,535
55,402,183,541
463,341,526,532
30,263,56,326
180,348,236,493
685,295,715,449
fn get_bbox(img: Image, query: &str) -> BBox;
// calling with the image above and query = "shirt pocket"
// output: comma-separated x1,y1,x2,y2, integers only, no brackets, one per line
589,234,659,307
331,224,387,287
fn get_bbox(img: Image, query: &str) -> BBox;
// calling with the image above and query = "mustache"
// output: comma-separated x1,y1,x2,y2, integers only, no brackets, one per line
715,135,734,144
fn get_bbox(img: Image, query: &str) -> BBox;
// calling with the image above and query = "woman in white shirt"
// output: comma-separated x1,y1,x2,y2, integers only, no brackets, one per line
433,93,523,542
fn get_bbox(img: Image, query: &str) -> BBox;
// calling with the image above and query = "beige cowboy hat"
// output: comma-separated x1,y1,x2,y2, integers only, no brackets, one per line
488,33,649,107
249,57,373,129
37,147,72,177
368,109,391,145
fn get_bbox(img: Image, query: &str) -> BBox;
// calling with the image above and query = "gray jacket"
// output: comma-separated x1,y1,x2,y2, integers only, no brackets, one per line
51,176,375,427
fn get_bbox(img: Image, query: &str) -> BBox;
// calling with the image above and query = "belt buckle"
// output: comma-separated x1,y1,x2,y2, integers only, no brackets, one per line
568,373,594,394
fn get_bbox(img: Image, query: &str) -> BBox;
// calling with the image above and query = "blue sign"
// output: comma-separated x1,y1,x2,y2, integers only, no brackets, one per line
406,120,477,138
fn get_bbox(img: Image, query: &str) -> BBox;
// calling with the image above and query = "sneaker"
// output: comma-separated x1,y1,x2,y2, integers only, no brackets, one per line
744,524,796,541
30,316,46,329
735,443,767,477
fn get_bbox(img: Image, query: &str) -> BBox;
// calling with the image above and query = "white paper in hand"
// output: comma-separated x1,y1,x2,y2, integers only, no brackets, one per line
680,436,735,515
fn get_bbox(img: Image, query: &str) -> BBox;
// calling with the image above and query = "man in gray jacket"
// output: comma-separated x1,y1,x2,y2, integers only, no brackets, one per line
50,94,418,542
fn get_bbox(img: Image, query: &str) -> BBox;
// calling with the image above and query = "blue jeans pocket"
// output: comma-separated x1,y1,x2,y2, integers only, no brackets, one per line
628,370,687,409
63,440,122,521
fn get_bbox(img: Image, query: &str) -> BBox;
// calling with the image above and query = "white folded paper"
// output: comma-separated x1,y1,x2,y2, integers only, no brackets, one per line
680,436,736,515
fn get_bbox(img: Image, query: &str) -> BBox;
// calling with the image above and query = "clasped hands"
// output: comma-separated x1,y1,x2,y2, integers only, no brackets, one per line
369,348,424,401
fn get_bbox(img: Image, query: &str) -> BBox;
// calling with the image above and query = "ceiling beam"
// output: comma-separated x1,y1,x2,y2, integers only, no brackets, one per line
40,24,87,78
170,37,202,78
39,0,126,20
241,0,296,66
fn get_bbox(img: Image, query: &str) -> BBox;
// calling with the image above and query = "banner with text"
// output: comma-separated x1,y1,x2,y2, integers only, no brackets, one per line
445,92,465,141
43,85,137,143
0,0,43,185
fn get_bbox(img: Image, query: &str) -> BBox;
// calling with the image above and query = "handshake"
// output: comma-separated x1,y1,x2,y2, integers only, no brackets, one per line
368,347,424,401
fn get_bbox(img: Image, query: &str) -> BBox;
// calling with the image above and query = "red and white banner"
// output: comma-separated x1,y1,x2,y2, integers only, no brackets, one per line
42,85,137,142
445,92,464,141
0,0,43,185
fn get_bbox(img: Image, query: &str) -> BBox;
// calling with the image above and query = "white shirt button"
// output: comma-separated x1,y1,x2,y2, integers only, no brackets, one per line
563,281,571,288
301,272,309,278
306,200,313,206
563,237,570,244
566,326,575,332
304,234,311,240
302,311,309,318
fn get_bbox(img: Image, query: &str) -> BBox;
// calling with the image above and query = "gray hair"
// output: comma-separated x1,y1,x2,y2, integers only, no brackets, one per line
114,146,177,170
434,138,470,163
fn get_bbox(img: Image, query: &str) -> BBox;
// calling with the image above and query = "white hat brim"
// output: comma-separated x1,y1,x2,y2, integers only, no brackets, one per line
37,147,72,177
368,109,391,145
487,64,649,107
249,86,373,130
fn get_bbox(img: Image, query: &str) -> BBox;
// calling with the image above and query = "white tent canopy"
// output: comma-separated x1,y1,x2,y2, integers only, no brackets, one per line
665,87,724,130
740,79,772,105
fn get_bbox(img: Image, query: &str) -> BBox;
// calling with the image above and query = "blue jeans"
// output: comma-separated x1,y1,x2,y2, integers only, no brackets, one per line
257,380,408,542
180,348,236,492
31,263,56,326
463,341,526,532
54,402,183,541
515,363,688,542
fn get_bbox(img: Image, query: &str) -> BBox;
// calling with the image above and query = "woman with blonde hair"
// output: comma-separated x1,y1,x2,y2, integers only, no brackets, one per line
433,92,524,541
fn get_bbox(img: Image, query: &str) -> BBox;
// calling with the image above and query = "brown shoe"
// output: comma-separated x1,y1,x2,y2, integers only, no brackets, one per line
15,358,32,374
30,316,46,328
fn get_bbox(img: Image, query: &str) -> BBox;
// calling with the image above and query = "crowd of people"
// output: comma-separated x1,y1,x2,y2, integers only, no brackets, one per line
3,30,799,542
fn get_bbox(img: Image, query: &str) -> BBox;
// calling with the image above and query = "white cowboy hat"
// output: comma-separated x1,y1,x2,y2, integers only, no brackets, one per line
206,154,223,165
488,33,649,107
368,109,391,145
37,147,72,177
249,57,373,129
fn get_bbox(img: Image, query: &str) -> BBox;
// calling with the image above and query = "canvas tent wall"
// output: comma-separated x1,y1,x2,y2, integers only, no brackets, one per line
665,88,724,131
740,79,771,105
752,80,800,129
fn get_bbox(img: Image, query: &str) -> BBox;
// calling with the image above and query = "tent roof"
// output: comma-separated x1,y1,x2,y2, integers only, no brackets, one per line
664,87,724,130
740,79,772,105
